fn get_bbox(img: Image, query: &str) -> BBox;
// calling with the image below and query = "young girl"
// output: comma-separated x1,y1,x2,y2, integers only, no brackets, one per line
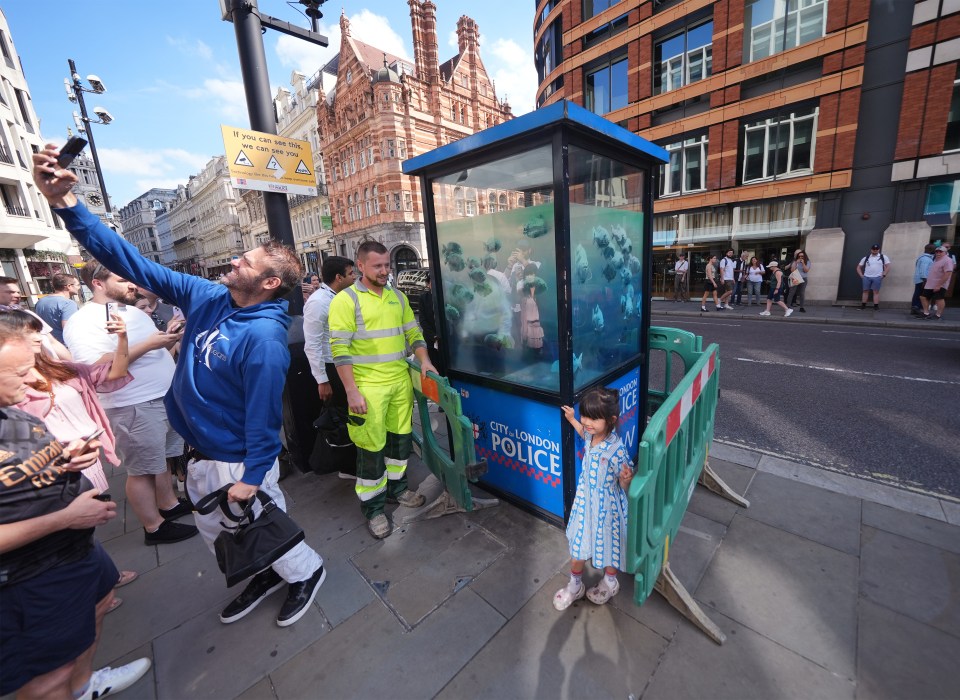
555,388,634,610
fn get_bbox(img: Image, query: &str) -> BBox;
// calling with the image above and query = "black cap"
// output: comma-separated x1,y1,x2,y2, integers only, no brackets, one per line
871,244,880,249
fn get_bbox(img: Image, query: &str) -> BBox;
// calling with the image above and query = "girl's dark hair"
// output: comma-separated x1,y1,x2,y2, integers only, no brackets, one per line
0,309,42,333
579,387,619,432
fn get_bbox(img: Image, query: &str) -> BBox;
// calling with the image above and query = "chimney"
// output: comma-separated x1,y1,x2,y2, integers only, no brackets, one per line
456,16,479,60
409,0,425,79
421,1,440,84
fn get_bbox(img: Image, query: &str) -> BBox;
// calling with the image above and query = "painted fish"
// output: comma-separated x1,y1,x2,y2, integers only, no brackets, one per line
523,215,549,238
468,268,486,283
523,276,548,295
621,284,635,317
609,250,624,270
592,225,610,248
450,283,474,305
592,304,604,332
442,242,463,257
627,254,641,276
446,253,465,271
575,244,592,283
619,268,631,286
482,254,498,269
445,304,461,321
484,237,502,253
602,262,618,282
602,245,615,260
473,281,493,296
611,224,628,248
467,256,481,270
550,353,583,374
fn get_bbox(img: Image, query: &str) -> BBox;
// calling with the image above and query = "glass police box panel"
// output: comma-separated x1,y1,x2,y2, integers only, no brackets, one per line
432,145,558,392
567,145,646,390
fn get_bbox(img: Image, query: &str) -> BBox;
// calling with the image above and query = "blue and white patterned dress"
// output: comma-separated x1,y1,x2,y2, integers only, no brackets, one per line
566,433,632,570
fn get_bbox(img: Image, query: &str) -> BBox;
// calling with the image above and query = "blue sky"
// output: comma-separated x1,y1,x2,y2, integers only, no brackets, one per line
3,1,538,208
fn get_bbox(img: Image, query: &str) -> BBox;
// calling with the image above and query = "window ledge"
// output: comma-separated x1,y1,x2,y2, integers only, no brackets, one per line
742,169,813,186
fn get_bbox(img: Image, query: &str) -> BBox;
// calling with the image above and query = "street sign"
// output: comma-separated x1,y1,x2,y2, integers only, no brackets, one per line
221,125,317,196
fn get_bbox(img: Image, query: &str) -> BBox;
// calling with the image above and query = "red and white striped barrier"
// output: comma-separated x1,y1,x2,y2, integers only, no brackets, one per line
665,351,717,446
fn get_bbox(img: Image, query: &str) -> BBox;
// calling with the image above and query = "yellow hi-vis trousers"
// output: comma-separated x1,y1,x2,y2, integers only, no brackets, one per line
347,375,413,519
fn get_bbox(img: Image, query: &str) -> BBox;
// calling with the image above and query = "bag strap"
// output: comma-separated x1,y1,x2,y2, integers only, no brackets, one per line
192,485,276,523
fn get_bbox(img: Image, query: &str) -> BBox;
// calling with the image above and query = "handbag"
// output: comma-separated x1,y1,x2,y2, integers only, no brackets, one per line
193,486,305,587
310,406,357,475
788,269,805,287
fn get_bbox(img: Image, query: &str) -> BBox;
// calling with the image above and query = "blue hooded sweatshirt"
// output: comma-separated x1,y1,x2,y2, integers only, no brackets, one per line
55,203,290,486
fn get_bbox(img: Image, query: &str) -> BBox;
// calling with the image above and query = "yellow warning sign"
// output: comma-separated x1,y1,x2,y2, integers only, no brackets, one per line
220,125,317,196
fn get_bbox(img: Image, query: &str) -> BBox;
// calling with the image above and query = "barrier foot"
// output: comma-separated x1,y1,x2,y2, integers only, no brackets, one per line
399,474,499,524
654,563,726,645
699,461,750,508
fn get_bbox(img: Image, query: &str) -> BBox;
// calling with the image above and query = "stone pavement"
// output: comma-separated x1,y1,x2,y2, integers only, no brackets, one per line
88,441,960,700
651,299,960,331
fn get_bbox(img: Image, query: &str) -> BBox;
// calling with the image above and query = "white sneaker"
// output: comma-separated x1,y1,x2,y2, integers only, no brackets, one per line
80,658,152,700
785,308,794,317
759,311,771,316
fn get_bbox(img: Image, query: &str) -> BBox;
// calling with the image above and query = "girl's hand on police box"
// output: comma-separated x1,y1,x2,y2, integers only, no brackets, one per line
619,464,634,489
560,405,579,429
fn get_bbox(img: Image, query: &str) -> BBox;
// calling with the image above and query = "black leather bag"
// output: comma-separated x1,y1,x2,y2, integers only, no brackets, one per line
309,406,357,475
193,486,305,587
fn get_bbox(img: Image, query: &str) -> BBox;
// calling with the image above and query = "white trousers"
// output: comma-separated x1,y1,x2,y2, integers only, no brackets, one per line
186,458,322,584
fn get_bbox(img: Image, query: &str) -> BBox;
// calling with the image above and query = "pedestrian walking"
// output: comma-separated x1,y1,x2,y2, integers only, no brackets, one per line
673,253,689,302
718,249,736,308
328,241,437,539
744,257,764,305
912,244,936,315
732,251,749,306
700,255,721,311
920,247,955,320
785,250,811,312
759,261,792,317
33,144,326,629
554,388,634,611
857,244,890,310
33,272,80,344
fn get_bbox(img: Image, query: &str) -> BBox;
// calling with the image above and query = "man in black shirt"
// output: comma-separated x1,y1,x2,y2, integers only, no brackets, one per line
0,326,150,699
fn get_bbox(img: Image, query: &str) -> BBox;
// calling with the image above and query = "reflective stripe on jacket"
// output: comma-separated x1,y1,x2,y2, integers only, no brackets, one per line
328,281,426,385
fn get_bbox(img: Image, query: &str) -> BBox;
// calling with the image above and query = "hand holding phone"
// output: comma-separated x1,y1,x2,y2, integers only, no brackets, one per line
105,302,125,333
166,320,185,335
56,136,88,168
56,428,105,466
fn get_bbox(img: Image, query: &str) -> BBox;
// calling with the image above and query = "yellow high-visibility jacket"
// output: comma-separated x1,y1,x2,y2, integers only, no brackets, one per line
328,280,426,385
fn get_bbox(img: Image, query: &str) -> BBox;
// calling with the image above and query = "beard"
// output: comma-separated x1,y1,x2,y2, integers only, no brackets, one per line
109,288,139,305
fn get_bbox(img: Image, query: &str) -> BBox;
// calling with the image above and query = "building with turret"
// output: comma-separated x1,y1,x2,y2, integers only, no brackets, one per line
316,2,513,270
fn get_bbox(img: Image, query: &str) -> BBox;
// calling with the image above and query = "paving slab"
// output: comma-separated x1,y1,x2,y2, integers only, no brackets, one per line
308,525,378,628
99,526,160,579
270,589,505,699
856,598,960,700
686,459,755,526
643,608,856,700
862,501,960,554
465,504,569,619
235,677,278,700
859,526,960,637
437,572,669,700
709,441,762,468
695,515,859,679
152,588,327,700
942,499,960,526
743,472,862,555
386,526,506,627
94,545,232,666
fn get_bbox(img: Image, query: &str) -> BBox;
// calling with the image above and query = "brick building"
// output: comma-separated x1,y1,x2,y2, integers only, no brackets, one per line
536,0,952,305
317,3,513,271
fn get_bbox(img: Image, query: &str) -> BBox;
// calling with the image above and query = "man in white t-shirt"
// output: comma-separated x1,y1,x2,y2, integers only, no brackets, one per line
64,260,198,545
717,249,736,309
856,244,891,310
673,253,689,302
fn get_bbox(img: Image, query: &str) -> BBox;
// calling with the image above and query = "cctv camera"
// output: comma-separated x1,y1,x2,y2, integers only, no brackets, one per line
92,106,113,124
64,78,77,103
86,75,106,93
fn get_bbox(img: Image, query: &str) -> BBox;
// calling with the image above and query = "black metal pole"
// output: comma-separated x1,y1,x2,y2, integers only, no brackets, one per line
227,0,302,314
68,59,112,215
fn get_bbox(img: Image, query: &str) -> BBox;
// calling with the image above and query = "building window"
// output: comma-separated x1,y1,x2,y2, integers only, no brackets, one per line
404,192,413,211
946,66,960,152
742,107,818,183
659,135,708,197
654,21,713,94
349,156,356,174
398,139,407,159
585,55,628,116
745,0,828,63
394,193,402,210
535,17,563,83
498,193,507,211
488,193,497,212
454,187,464,215
373,185,380,213
583,0,623,20
359,150,366,168
386,139,396,158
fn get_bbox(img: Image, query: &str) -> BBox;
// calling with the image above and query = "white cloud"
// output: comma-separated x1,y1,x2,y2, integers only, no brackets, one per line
275,30,338,77
448,30,458,50
134,177,190,193
175,78,249,123
349,10,412,61
99,147,210,178
166,36,214,61
487,38,537,116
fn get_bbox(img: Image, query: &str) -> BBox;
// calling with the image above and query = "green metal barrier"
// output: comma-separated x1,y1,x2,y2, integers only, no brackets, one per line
406,359,487,512
626,327,720,607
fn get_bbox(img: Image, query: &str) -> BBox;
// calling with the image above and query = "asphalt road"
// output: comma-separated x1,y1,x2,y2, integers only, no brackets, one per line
650,313,960,501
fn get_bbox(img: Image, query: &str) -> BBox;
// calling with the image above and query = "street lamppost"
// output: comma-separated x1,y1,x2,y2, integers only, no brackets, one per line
64,59,113,215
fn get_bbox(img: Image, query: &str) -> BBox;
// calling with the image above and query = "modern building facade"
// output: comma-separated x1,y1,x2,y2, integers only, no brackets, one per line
118,188,177,265
316,4,514,271
536,0,953,304
0,7,81,301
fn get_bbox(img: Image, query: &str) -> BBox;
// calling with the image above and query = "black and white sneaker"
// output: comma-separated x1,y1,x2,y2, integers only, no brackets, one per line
220,568,285,624
80,658,152,700
276,564,326,627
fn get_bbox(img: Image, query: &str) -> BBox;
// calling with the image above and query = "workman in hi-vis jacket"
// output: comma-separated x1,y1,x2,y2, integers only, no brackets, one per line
328,241,438,539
